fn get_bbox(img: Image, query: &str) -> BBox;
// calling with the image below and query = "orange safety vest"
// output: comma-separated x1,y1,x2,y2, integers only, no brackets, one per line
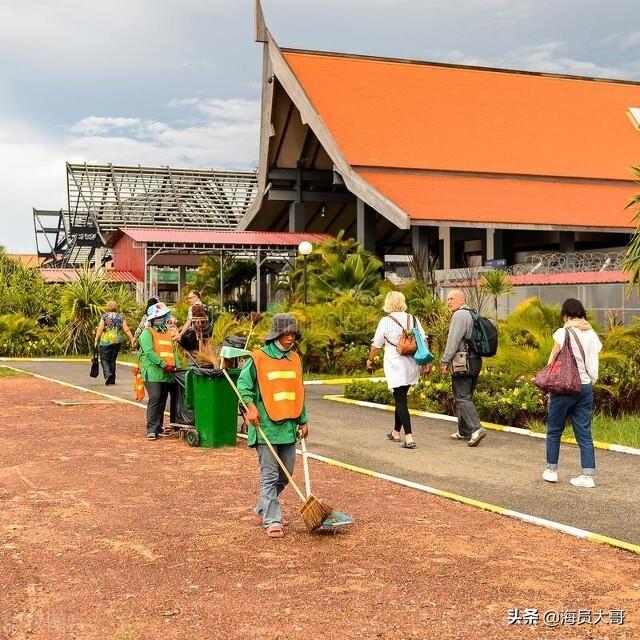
252,349,304,421
149,328,175,367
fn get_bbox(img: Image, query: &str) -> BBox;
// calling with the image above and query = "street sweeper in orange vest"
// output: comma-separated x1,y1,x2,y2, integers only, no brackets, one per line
237,313,308,539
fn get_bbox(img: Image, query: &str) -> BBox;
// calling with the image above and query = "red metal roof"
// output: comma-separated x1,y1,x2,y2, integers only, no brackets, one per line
40,269,139,284
108,228,331,247
510,270,630,286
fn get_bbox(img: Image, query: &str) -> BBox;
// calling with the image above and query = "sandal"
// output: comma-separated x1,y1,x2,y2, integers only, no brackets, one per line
266,523,285,538
386,432,401,442
253,513,289,527
401,441,416,449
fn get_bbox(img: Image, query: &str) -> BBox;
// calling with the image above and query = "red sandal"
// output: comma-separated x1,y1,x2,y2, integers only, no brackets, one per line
266,523,285,538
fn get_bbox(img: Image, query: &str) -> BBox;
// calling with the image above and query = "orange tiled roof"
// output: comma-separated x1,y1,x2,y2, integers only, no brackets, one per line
357,170,637,228
283,50,640,181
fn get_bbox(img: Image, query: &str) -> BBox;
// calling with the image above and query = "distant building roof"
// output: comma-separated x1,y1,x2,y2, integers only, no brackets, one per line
510,270,630,286
108,228,330,248
7,254,45,268
40,269,139,284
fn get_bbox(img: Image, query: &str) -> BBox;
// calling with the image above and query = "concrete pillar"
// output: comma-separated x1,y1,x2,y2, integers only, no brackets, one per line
485,228,495,262
356,198,376,253
438,226,452,270
493,230,505,261
411,225,434,276
289,201,306,232
560,231,575,253
259,265,269,312
178,266,187,299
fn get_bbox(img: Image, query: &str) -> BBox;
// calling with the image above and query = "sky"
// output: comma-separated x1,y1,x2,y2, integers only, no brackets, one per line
2,0,640,252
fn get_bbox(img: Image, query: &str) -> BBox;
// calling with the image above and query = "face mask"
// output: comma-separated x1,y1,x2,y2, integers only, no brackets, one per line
153,317,168,330
275,339,293,352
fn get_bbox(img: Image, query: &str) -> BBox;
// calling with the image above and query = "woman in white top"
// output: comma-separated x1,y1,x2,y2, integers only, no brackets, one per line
367,291,427,449
542,298,602,488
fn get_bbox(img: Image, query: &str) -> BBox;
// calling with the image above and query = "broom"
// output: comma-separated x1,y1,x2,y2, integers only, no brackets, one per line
219,366,332,532
244,311,263,349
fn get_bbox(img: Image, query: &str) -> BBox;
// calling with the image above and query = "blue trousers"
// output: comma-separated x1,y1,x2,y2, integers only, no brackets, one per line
546,384,595,475
255,443,296,527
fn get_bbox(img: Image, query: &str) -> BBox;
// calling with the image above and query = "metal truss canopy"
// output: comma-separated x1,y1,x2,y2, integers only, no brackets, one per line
34,163,258,267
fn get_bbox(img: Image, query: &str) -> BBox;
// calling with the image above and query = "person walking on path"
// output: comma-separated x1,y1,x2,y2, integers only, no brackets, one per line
138,302,179,440
368,291,427,449
542,298,602,488
440,289,487,447
237,313,308,538
94,300,134,386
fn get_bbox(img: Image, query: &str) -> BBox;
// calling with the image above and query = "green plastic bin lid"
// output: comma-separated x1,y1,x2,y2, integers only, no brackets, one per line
220,345,252,359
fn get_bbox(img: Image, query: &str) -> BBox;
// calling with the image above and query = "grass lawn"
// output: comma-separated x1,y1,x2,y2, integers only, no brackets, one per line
0,366,25,377
528,414,640,449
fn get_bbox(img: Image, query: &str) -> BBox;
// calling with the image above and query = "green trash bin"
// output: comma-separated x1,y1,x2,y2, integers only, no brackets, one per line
184,367,241,448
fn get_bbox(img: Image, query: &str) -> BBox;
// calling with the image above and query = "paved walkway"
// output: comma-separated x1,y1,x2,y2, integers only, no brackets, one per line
6,359,640,545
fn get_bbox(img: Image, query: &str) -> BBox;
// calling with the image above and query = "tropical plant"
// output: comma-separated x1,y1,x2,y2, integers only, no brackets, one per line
622,165,640,294
309,252,383,303
479,269,514,319
0,249,60,322
0,313,56,357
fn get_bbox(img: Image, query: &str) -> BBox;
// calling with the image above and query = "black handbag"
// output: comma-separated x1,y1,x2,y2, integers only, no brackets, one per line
90,351,100,378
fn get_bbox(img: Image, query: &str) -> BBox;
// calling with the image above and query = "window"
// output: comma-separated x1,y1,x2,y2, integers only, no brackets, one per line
628,107,640,130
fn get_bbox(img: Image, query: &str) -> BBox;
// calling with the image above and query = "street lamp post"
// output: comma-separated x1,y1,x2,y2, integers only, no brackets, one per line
298,241,313,305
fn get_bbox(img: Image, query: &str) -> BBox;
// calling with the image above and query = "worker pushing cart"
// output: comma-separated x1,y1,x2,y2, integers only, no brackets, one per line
237,313,308,539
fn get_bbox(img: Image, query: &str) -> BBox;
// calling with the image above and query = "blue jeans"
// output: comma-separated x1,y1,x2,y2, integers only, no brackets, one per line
255,443,296,526
546,384,595,475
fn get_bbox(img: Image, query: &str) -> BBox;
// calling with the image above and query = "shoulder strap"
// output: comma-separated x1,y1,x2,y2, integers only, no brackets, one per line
566,327,586,365
386,314,405,330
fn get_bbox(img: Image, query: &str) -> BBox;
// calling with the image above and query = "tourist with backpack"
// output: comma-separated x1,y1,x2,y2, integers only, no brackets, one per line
440,289,495,447
368,291,429,449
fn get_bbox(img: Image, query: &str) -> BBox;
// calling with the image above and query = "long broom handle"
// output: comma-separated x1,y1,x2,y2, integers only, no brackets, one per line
300,437,311,498
220,368,307,503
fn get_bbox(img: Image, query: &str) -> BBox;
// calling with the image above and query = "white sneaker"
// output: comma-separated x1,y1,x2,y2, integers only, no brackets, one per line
542,469,558,483
570,475,595,488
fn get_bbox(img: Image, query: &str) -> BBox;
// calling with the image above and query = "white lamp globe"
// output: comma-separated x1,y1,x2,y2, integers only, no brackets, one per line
298,241,313,256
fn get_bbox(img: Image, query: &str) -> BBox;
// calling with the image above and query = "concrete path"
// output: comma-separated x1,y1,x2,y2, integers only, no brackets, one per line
6,359,640,545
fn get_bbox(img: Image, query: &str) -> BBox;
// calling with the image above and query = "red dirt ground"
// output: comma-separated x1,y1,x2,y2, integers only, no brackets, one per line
0,377,638,639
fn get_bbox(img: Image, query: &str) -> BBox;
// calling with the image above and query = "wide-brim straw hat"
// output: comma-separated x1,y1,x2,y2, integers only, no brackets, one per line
264,313,301,342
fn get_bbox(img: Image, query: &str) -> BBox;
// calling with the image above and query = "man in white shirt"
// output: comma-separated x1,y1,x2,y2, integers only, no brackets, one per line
179,289,203,339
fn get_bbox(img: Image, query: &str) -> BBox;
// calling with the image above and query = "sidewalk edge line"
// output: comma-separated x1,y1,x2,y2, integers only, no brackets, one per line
323,394,640,458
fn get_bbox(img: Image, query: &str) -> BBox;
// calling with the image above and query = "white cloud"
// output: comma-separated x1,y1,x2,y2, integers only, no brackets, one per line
428,42,638,80
1,97,260,252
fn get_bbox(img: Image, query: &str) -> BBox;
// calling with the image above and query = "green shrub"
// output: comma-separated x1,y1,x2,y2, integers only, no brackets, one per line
345,380,393,405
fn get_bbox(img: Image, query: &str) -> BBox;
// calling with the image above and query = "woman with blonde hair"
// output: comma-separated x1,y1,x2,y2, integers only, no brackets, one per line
367,290,427,448
94,300,134,385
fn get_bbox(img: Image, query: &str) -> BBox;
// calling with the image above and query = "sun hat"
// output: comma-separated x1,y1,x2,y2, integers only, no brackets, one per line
264,313,301,342
146,302,172,321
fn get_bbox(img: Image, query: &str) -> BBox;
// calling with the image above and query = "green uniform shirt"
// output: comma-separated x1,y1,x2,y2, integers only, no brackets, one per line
138,328,179,383
237,342,308,447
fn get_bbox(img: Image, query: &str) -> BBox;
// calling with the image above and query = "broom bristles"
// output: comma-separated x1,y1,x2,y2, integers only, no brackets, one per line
299,495,333,532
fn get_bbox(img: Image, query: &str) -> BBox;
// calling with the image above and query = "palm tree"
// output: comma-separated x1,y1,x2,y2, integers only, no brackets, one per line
622,166,640,293
480,269,515,319
309,252,383,302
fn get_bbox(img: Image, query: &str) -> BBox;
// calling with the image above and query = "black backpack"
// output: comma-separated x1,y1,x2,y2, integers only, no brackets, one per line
468,309,498,357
